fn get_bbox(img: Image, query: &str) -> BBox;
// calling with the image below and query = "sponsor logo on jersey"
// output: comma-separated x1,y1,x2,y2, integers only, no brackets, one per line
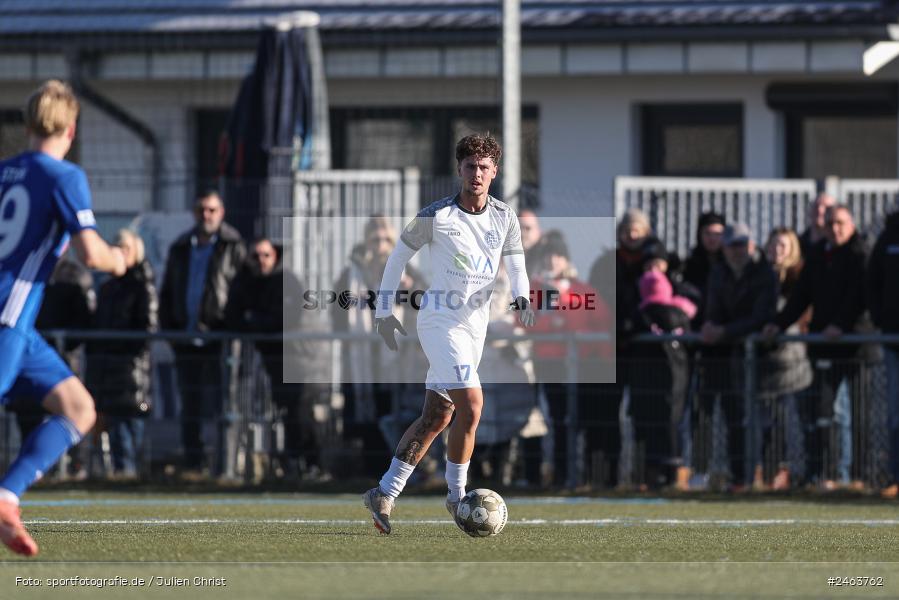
447,230,461,237
484,229,500,249
453,252,494,274
453,252,469,270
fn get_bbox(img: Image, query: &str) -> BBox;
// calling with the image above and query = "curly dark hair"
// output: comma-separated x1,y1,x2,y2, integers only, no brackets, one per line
455,134,502,164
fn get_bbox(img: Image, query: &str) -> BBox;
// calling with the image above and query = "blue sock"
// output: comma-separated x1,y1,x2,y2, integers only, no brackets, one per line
0,416,82,498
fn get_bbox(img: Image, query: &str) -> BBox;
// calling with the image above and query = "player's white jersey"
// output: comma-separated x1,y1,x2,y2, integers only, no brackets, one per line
400,194,523,336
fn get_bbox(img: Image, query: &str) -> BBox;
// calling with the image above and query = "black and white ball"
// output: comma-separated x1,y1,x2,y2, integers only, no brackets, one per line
456,488,508,538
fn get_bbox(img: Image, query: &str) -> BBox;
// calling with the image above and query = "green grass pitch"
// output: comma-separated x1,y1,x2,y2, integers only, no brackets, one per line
1,491,898,599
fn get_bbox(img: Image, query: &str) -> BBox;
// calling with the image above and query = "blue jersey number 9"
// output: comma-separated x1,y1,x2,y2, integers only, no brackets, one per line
0,185,30,260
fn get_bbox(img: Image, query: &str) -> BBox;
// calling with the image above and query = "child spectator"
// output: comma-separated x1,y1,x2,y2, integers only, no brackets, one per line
631,270,696,489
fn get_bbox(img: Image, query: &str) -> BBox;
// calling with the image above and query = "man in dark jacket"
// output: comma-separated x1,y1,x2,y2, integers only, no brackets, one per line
867,210,899,497
226,237,322,480
765,204,868,486
159,190,246,473
701,223,778,488
587,210,651,488
87,230,158,479
589,209,652,344
798,191,836,259
682,211,725,328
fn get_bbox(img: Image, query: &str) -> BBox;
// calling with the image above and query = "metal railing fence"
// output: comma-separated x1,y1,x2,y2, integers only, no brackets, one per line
2,329,897,490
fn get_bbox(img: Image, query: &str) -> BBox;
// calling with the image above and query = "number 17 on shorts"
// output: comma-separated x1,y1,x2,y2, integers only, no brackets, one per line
453,364,471,382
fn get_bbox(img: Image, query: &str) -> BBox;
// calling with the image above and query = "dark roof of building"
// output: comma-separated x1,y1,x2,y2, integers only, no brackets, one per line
0,1,895,47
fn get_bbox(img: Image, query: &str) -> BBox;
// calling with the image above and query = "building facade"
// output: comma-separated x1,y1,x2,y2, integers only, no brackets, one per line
0,0,897,225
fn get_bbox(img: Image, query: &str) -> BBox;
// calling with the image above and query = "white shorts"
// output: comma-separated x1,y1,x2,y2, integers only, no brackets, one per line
418,325,485,400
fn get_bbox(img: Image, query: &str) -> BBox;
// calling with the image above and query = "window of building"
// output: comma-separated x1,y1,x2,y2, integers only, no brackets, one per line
799,116,896,179
641,104,743,177
345,118,435,174
330,106,540,204
768,83,898,179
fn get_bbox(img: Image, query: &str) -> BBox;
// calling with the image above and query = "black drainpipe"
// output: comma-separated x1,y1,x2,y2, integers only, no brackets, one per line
66,49,163,211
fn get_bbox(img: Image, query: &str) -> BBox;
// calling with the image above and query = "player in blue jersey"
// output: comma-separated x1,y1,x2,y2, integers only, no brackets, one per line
0,80,126,556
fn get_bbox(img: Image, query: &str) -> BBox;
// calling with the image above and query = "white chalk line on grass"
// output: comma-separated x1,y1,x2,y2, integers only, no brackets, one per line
20,497,668,507
21,518,899,527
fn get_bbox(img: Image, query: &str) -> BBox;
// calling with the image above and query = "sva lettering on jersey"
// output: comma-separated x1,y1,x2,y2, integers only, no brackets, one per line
452,252,494,274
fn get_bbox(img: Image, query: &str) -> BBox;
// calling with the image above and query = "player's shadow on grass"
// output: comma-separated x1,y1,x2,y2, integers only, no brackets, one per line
302,531,368,537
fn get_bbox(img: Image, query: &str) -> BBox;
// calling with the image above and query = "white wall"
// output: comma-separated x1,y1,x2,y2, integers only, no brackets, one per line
329,73,858,217
527,75,786,217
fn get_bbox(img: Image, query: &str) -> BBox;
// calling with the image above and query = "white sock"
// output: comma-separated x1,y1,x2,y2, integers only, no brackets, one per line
379,458,416,499
0,488,19,506
445,460,469,502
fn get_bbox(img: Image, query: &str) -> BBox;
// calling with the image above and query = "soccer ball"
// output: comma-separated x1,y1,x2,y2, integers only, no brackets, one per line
456,488,508,538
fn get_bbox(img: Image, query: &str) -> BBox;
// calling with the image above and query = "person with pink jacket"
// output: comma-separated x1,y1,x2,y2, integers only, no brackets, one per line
628,268,697,489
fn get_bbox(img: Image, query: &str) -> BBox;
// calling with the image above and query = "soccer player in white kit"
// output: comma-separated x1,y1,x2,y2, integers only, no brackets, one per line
363,134,535,534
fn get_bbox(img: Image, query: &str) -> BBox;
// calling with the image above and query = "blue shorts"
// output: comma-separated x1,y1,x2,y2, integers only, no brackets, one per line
0,327,73,405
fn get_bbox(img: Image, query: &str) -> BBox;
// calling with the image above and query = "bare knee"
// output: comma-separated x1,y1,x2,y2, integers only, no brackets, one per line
450,390,482,430
78,400,98,433
41,377,97,434
458,404,482,429
422,391,454,433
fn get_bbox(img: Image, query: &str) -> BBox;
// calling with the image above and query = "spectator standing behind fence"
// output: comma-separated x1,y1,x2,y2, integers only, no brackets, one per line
799,191,836,258
866,210,899,498
588,210,651,453
588,210,676,488
85,230,157,480
332,217,427,477
473,261,543,487
682,212,725,328
159,190,246,477
225,238,324,481
589,208,652,345
701,223,778,490
531,230,612,487
514,209,549,486
635,269,696,490
757,228,812,490
764,205,868,488
634,240,698,478
518,208,543,276
7,254,95,480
